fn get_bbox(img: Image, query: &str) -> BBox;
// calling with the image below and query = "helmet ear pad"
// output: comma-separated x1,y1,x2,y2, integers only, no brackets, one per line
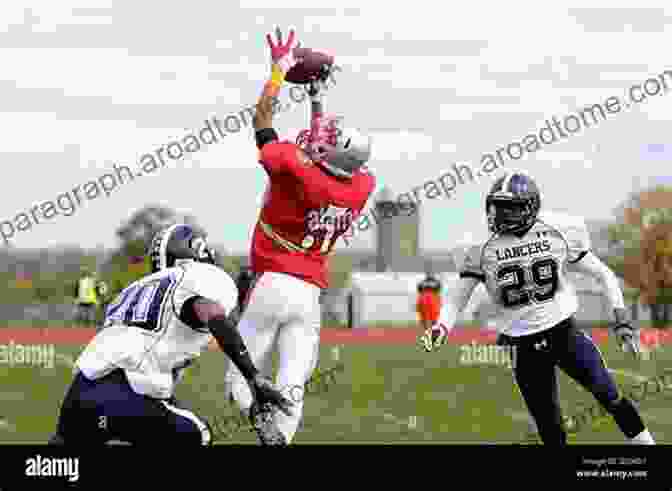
188,236,217,265
149,224,215,273
167,233,214,265
296,115,371,178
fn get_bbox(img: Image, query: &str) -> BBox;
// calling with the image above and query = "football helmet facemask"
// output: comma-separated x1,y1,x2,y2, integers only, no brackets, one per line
149,224,216,273
296,115,371,178
486,172,541,235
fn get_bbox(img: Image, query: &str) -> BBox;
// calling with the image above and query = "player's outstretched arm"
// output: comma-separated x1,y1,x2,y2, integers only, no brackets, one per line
568,251,624,311
419,277,479,352
253,27,301,148
307,78,325,119
253,91,276,133
568,251,640,358
182,297,293,415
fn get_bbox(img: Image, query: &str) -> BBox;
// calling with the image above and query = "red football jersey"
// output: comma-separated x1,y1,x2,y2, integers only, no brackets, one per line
416,291,441,322
251,141,375,288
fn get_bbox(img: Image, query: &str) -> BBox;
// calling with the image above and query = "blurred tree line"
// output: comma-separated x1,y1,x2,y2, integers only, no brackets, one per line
0,246,101,304
606,184,672,326
2,205,245,308
9,184,672,328
3,202,356,310
102,205,244,301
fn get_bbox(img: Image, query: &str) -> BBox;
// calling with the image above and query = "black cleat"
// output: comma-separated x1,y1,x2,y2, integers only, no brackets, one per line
47,433,65,445
249,403,287,446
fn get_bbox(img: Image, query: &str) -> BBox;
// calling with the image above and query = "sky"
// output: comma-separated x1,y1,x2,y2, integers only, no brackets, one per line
2,2,672,253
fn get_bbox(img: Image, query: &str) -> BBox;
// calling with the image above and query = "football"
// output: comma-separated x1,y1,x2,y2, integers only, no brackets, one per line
285,48,334,84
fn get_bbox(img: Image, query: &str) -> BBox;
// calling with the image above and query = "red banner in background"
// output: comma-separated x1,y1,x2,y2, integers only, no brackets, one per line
1,326,671,347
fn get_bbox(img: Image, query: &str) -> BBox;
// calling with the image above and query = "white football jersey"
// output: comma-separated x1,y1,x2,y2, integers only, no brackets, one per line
459,211,591,336
76,261,238,399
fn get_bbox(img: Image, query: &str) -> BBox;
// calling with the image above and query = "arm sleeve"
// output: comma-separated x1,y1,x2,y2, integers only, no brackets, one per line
179,296,258,381
564,217,592,264
255,128,279,149
236,277,250,307
568,251,625,310
436,277,480,331
458,246,486,282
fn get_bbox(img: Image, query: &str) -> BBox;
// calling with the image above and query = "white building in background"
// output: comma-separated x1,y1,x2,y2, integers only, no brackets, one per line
349,271,490,327
333,204,650,327
347,270,637,327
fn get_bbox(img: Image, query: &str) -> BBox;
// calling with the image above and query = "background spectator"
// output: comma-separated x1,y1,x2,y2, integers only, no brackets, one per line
73,267,107,327
416,274,442,331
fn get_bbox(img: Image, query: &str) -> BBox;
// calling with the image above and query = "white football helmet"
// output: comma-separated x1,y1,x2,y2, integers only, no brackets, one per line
296,115,372,178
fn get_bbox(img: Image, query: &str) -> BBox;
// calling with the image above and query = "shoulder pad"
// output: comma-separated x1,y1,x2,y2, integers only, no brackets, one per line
537,210,586,230
180,263,238,313
538,210,590,256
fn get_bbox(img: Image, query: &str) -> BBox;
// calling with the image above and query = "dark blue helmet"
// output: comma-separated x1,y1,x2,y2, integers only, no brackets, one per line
148,224,216,273
418,275,441,292
486,172,541,235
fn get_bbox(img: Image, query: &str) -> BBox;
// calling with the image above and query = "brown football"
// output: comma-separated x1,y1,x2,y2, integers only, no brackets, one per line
285,48,334,84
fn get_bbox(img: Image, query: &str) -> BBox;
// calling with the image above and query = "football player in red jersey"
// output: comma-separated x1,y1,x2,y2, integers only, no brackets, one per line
226,27,375,445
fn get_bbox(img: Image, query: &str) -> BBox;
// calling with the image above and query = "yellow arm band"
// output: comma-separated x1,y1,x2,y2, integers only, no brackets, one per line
262,63,285,98
270,63,286,85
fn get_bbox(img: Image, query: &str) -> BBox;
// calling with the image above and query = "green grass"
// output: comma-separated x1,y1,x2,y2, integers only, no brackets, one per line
1,341,671,444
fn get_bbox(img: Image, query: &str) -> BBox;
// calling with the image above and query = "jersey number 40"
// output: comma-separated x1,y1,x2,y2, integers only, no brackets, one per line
496,257,560,309
104,273,175,331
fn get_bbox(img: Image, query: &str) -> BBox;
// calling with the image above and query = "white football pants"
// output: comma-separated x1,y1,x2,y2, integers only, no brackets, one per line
225,271,321,444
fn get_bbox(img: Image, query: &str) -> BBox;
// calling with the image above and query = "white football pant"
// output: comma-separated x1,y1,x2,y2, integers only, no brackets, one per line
226,272,321,444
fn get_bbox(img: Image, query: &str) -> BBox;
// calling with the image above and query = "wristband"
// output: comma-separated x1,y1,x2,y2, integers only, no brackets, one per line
270,63,285,85
255,128,279,149
262,63,285,98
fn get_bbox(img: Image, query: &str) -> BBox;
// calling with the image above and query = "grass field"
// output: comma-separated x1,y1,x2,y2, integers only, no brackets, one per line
1,327,671,444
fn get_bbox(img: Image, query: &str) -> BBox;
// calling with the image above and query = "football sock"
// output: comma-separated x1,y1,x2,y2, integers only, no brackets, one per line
630,429,655,445
607,397,647,439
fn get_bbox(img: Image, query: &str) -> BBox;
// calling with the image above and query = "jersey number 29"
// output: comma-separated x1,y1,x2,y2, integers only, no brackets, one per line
496,257,559,309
